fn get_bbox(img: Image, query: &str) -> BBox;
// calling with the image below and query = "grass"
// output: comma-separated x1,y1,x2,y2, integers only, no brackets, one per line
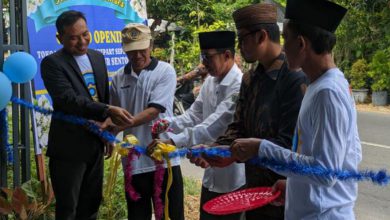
98,164,202,219
183,176,201,196
1,135,201,219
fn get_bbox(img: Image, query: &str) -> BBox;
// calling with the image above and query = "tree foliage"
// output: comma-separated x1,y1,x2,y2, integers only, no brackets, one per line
334,0,390,72
147,0,389,86
146,0,257,74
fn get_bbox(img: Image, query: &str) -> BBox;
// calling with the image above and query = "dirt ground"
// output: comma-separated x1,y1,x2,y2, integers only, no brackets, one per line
184,194,201,220
355,103,390,114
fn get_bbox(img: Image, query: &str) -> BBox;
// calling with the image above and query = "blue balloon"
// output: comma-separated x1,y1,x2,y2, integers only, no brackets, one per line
3,52,37,83
0,73,12,110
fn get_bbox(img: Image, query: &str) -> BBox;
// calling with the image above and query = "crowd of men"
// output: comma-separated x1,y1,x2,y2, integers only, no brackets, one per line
41,0,362,219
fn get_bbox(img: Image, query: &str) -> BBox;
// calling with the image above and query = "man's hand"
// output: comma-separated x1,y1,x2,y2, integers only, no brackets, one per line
231,138,262,162
271,179,286,206
189,156,210,169
147,139,158,157
104,142,114,160
202,145,235,168
107,105,134,127
146,139,174,157
196,63,208,77
99,117,128,135
203,156,236,168
187,153,210,169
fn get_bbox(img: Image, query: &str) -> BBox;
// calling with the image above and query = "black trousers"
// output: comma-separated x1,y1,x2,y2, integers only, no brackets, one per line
126,165,184,220
49,155,103,220
200,186,243,220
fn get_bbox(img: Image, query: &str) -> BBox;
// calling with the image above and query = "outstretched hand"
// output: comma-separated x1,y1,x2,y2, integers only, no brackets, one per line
187,150,209,169
97,117,127,135
231,138,261,162
104,142,114,160
271,179,286,206
146,139,174,157
107,105,134,127
201,145,236,168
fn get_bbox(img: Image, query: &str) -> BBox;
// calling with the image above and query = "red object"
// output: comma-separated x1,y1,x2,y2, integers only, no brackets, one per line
203,187,281,215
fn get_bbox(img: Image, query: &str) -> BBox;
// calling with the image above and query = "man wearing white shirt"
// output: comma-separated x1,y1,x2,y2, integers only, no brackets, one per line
108,23,184,220
150,31,245,220
230,0,362,219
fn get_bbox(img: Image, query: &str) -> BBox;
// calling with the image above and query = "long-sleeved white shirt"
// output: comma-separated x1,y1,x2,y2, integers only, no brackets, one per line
259,68,362,219
166,64,246,193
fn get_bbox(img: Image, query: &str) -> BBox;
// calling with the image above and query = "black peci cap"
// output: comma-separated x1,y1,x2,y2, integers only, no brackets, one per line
199,31,236,50
285,0,347,33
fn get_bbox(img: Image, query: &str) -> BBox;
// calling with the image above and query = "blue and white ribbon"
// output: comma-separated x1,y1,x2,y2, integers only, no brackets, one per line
8,97,390,186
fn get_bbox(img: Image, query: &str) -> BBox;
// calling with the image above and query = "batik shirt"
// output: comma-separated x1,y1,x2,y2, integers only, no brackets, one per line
216,53,307,188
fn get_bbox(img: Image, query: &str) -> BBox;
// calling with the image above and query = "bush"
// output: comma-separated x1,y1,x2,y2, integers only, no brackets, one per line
368,49,390,92
349,58,369,89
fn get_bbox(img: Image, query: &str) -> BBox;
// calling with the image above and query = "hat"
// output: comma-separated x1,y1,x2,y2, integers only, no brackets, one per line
121,23,152,52
233,3,277,29
285,0,347,33
199,31,235,50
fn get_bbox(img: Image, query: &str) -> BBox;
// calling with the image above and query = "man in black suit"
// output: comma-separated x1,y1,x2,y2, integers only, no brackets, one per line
41,10,133,220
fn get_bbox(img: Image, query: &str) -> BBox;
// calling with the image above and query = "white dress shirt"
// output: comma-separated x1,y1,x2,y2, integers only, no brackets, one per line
259,68,362,219
166,64,246,193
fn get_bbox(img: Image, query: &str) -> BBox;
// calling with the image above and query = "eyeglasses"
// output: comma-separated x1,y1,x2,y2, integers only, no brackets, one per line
200,52,223,62
238,30,260,43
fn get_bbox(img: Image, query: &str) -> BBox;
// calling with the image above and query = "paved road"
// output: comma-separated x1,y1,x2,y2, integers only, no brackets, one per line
181,111,390,220
355,111,390,220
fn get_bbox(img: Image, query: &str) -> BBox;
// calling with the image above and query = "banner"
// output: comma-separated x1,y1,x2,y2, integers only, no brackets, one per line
27,0,147,97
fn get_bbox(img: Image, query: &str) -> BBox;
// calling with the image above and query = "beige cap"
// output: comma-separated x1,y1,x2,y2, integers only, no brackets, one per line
121,23,152,52
233,3,277,29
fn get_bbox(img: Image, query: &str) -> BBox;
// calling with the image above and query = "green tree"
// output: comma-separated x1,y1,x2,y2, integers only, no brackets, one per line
368,49,390,92
349,58,369,89
334,0,390,72
146,0,254,74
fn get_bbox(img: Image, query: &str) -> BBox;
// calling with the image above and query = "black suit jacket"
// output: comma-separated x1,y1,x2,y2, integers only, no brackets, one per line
41,49,109,162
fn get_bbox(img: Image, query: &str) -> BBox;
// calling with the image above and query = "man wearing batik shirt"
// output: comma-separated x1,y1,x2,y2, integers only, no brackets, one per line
204,3,307,220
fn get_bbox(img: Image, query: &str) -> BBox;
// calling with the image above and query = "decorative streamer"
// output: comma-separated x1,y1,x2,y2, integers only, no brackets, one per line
117,135,141,201
9,97,390,186
11,97,117,143
164,156,173,219
249,157,390,186
153,161,165,220
150,142,177,220
124,148,141,201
